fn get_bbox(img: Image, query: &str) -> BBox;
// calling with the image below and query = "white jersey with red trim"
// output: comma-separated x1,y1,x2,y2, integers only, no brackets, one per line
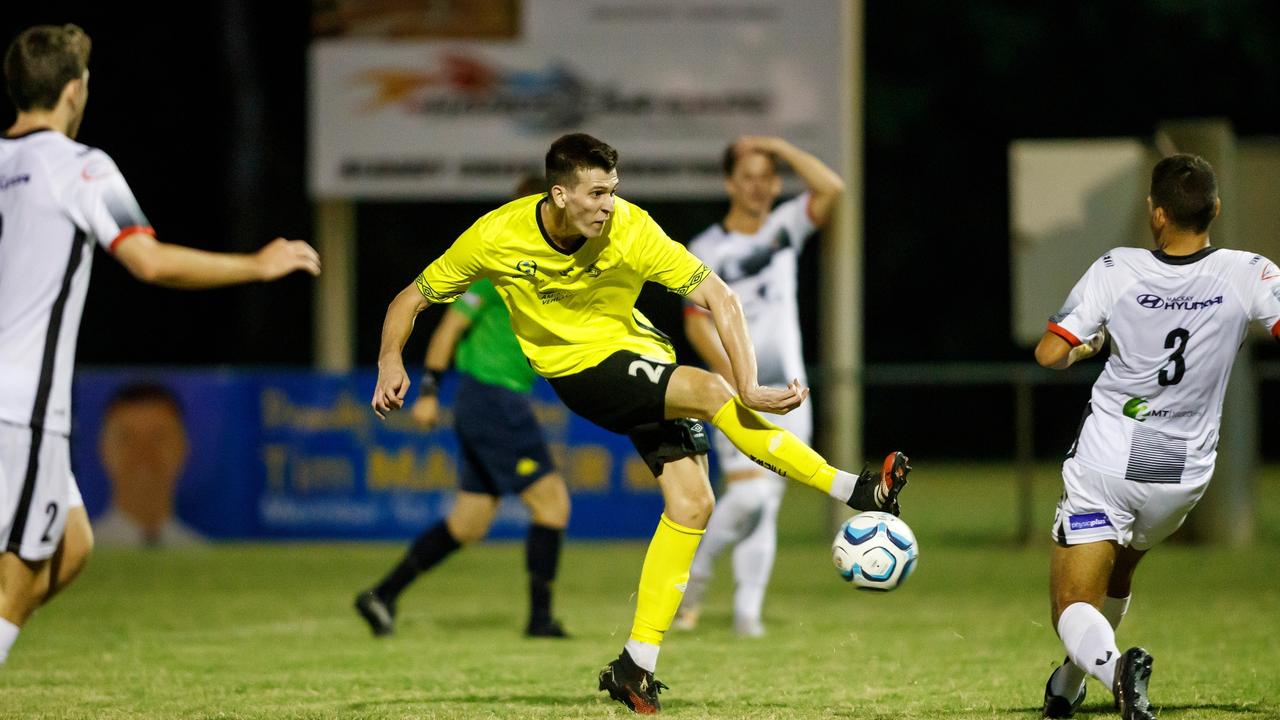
0,129,151,434
1050,246,1280,484
687,193,815,386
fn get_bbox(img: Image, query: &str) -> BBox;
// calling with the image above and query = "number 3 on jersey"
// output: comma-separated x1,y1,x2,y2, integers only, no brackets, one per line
1158,328,1189,386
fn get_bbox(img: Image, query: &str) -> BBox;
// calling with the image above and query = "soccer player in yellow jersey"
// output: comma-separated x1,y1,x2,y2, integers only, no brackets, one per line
371,133,910,714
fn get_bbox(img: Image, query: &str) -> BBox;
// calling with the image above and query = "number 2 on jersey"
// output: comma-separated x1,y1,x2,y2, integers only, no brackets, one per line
1158,328,1189,386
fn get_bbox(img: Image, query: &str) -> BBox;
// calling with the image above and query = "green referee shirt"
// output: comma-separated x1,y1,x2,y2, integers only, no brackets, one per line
451,279,537,394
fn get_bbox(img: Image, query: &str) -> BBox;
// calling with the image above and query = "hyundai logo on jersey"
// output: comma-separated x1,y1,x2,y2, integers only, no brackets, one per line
1136,293,1224,311
1068,513,1112,531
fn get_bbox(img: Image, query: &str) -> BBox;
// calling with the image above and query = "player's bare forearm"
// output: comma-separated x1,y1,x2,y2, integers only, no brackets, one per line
687,275,757,393
423,309,471,372
683,310,736,390
372,284,429,418
113,233,320,288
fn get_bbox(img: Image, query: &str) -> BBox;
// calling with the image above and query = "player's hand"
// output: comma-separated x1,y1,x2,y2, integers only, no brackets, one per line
372,362,410,419
740,378,809,415
255,238,322,280
410,396,440,429
1069,326,1108,365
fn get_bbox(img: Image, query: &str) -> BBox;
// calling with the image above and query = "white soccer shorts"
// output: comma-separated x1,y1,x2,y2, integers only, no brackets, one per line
712,400,813,479
1051,456,1210,550
0,422,77,561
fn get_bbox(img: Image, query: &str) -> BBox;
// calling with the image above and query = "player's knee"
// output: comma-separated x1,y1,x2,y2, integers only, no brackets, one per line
665,483,715,528
529,482,570,529
703,372,735,411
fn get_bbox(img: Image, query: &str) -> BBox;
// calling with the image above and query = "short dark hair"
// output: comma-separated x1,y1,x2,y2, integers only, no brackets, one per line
722,143,778,177
545,133,617,190
1150,154,1218,233
105,382,184,419
4,24,92,112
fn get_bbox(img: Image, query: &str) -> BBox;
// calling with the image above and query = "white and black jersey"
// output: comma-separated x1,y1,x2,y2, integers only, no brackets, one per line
0,129,151,435
1050,247,1280,485
687,193,816,386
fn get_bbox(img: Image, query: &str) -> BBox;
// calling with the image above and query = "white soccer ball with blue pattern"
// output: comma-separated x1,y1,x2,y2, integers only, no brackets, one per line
832,511,919,591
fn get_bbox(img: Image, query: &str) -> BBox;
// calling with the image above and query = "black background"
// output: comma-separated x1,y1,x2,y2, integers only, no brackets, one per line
3,2,1277,458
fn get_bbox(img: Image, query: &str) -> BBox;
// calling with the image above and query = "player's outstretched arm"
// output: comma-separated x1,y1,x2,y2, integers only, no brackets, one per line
112,233,321,288
1035,327,1107,370
410,308,472,429
686,272,808,414
682,308,736,390
372,283,431,419
735,136,845,226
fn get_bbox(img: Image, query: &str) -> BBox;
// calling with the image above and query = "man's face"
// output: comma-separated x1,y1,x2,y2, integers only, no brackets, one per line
99,399,189,501
554,166,618,238
725,151,781,216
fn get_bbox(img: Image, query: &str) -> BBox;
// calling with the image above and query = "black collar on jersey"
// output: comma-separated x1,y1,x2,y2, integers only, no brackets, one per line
2,127,55,140
1151,246,1219,265
535,197,587,255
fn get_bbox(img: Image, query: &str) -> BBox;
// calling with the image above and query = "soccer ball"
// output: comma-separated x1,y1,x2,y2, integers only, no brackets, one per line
831,511,919,591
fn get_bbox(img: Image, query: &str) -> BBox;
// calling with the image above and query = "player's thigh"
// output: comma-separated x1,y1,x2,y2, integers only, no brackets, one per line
0,425,71,564
519,473,570,529
664,365,734,421
445,491,500,544
655,455,715,529
45,505,92,604
1049,540,1119,624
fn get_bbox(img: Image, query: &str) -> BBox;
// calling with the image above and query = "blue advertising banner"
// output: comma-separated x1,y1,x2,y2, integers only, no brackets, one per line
72,368,674,541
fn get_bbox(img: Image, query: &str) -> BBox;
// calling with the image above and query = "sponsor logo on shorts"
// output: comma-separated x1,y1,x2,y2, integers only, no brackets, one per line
1123,396,1201,422
1135,293,1223,311
1068,513,1112,531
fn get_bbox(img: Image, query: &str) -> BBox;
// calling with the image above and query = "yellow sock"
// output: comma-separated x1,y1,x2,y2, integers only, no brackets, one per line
711,396,840,495
629,514,705,646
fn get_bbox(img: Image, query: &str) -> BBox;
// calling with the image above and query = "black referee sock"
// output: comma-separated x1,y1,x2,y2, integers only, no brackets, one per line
375,521,461,604
526,523,563,623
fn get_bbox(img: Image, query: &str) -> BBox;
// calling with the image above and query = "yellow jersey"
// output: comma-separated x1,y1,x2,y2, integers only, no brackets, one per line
415,194,710,378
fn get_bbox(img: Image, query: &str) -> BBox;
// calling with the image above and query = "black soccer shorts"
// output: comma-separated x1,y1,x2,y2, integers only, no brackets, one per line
547,350,710,476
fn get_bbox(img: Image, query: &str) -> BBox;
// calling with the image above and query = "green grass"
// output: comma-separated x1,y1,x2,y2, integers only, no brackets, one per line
3,463,1279,719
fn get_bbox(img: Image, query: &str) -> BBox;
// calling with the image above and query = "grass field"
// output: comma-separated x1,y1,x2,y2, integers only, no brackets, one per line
3,463,1279,719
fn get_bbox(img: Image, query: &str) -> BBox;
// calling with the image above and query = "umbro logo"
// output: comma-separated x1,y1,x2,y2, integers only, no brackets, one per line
1095,650,1113,666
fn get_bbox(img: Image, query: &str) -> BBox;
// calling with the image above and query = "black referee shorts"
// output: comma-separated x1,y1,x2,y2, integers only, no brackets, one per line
547,350,710,476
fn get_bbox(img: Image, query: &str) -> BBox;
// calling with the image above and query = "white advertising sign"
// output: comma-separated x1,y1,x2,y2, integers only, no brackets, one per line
309,1,843,199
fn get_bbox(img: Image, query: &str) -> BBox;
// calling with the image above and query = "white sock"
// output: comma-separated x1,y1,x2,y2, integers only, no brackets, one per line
732,478,783,627
829,470,858,503
1052,595,1131,697
682,479,762,610
1057,602,1120,690
624,639,660,673
0,618,19,666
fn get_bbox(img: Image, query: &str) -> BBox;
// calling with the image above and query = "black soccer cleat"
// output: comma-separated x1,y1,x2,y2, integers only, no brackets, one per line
1113,647,1156,720
1042,657,1087,718
354,590,396,637
597,649,668,714
525,617,569,638
847,451,911,515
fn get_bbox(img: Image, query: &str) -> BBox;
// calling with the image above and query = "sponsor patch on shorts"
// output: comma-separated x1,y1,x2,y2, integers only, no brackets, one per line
1068,512,1112,531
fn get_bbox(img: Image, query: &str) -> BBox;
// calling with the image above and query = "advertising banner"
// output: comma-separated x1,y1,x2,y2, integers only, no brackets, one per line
73,368,676,542
309,0,842,199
